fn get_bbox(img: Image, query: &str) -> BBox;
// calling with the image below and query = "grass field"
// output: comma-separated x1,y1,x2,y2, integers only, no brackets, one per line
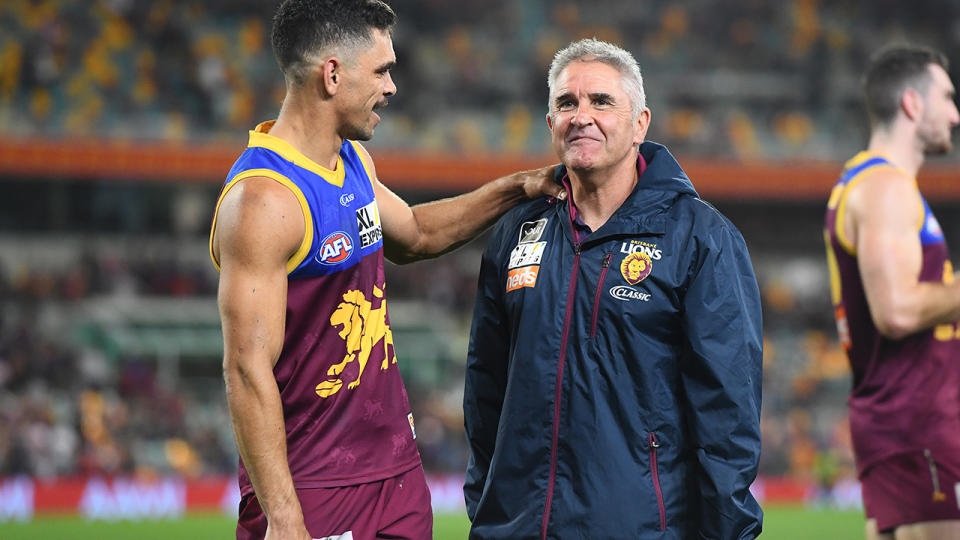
0,505,865,539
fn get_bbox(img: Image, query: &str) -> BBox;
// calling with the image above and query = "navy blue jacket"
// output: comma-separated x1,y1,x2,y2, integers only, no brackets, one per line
464,143,763,539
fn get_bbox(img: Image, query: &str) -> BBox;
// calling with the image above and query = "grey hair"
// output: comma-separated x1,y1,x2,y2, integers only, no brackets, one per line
547,38,646,119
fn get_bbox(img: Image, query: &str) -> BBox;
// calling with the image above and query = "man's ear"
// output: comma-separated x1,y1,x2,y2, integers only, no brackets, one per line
633,108,651,145
901,87,924,122
546,112,554,132
320,57,342,97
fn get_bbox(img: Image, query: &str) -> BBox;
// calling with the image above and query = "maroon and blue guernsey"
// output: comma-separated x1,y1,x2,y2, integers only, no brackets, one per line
825,151,960,475
210,121,420,496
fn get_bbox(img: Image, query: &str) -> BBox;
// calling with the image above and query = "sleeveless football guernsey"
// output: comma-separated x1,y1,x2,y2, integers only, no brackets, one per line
825,151,960,475
211,122,420,495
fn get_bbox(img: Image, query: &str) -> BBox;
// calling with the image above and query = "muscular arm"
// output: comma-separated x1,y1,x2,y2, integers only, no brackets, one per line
849,170,960,339
354,144,564,264
213,178,311,540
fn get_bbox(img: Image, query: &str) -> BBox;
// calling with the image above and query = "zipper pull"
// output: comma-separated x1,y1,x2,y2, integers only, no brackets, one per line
648,433,660,449
602,253,612,268
924,449,947,502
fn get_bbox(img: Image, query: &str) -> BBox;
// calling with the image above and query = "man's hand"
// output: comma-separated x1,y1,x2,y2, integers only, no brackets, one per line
516,164,566,201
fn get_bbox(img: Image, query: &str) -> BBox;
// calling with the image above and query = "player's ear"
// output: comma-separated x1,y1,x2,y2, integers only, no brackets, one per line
901,87,923,122
320,57,341,97
546,112,554,131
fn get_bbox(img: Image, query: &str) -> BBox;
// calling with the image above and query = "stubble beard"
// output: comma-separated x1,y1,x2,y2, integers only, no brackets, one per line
921,131,953,155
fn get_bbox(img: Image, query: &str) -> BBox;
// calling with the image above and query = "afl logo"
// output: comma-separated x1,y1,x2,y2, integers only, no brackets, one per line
316,231,354,265
620,252,652,285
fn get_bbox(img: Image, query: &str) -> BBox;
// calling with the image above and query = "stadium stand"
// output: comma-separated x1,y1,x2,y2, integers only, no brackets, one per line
1,0,960,518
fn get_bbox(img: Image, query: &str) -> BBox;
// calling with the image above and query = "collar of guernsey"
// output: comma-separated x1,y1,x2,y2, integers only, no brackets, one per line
833,151,942,250
209,120,379,275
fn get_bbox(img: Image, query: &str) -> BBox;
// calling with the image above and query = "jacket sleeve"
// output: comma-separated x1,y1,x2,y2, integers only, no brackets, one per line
679,219,763,539
463,229,511,521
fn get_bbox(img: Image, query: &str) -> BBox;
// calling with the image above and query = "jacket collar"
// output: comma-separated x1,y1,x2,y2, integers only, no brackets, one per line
552,142,697,242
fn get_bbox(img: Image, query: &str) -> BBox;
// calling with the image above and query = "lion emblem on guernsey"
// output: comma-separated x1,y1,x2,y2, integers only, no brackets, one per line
315,285,396,398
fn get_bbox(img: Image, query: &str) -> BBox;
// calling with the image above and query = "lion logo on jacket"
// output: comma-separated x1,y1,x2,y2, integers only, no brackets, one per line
621,252,653,285
316,285,396,398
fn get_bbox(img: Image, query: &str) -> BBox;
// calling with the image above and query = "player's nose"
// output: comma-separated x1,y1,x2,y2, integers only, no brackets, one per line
384,72,396,97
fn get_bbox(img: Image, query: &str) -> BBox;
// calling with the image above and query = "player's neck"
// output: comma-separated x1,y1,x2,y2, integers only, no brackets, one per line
867,127,924,179
269,93,343,171
567,157,639,231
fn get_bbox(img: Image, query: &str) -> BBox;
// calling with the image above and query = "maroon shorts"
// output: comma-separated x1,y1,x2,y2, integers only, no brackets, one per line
861,449,960,532
236,465,432,540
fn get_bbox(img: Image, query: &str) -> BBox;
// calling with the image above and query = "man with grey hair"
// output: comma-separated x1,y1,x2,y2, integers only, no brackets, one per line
211,1,563,538
464,38,763,539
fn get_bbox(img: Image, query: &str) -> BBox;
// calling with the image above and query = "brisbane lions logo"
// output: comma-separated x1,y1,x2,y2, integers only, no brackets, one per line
315,285,396,398
620,252,652,285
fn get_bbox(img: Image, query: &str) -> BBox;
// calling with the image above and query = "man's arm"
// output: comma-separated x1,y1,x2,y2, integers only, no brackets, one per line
849,170,960,339
463,232,510,520
679,221,763,540
354,143,564,264
214,178,312,540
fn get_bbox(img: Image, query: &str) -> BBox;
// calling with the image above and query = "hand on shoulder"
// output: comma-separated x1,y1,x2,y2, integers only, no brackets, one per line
517,164,566,201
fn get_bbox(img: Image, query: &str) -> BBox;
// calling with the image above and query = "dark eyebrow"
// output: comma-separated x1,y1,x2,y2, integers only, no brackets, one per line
375,61,396,73
590,92,615,102
554,92,575,107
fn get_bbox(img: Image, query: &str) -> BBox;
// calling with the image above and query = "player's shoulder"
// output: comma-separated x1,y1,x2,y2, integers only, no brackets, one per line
218,175,304,236
845,163,915,197
214,175,304,259
847,166,920,210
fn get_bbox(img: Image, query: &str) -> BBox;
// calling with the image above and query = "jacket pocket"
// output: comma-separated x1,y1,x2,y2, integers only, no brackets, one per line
648,432,666,531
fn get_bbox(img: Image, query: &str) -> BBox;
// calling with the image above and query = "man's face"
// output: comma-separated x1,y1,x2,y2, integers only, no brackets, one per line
547,60,648,173
918,64,959,155
337,28,397,141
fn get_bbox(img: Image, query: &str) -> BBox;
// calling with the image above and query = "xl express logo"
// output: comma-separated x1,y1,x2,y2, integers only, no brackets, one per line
316,231,354,265
356,201,383,248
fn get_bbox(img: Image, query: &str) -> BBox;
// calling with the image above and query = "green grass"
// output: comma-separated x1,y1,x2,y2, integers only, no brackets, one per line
0,505,864,539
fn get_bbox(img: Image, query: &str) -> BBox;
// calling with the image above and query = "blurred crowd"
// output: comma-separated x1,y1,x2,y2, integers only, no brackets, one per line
3,0,960,158
4,0,959,504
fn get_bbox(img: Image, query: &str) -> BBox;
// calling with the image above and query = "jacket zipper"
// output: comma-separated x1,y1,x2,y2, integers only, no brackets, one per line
590,253,613,338
649,433,666,531
541,241,581,540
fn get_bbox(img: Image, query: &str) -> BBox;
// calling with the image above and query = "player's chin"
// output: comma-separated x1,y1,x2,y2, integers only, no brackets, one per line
926,139,952,155
347,124,376,142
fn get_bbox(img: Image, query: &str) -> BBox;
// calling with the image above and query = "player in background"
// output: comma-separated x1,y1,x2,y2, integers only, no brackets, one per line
209,1,563,539
824,45,960,540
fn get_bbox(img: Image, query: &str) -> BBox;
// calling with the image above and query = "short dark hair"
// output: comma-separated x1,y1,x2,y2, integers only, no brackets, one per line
863,45,950,127
271,0,396,85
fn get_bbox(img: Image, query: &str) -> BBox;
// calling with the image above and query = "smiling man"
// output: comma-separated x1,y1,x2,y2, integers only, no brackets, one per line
208,1,563,539
464,39,763,539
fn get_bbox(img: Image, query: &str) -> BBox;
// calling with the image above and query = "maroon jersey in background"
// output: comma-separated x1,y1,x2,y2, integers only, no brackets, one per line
824,151,960,476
